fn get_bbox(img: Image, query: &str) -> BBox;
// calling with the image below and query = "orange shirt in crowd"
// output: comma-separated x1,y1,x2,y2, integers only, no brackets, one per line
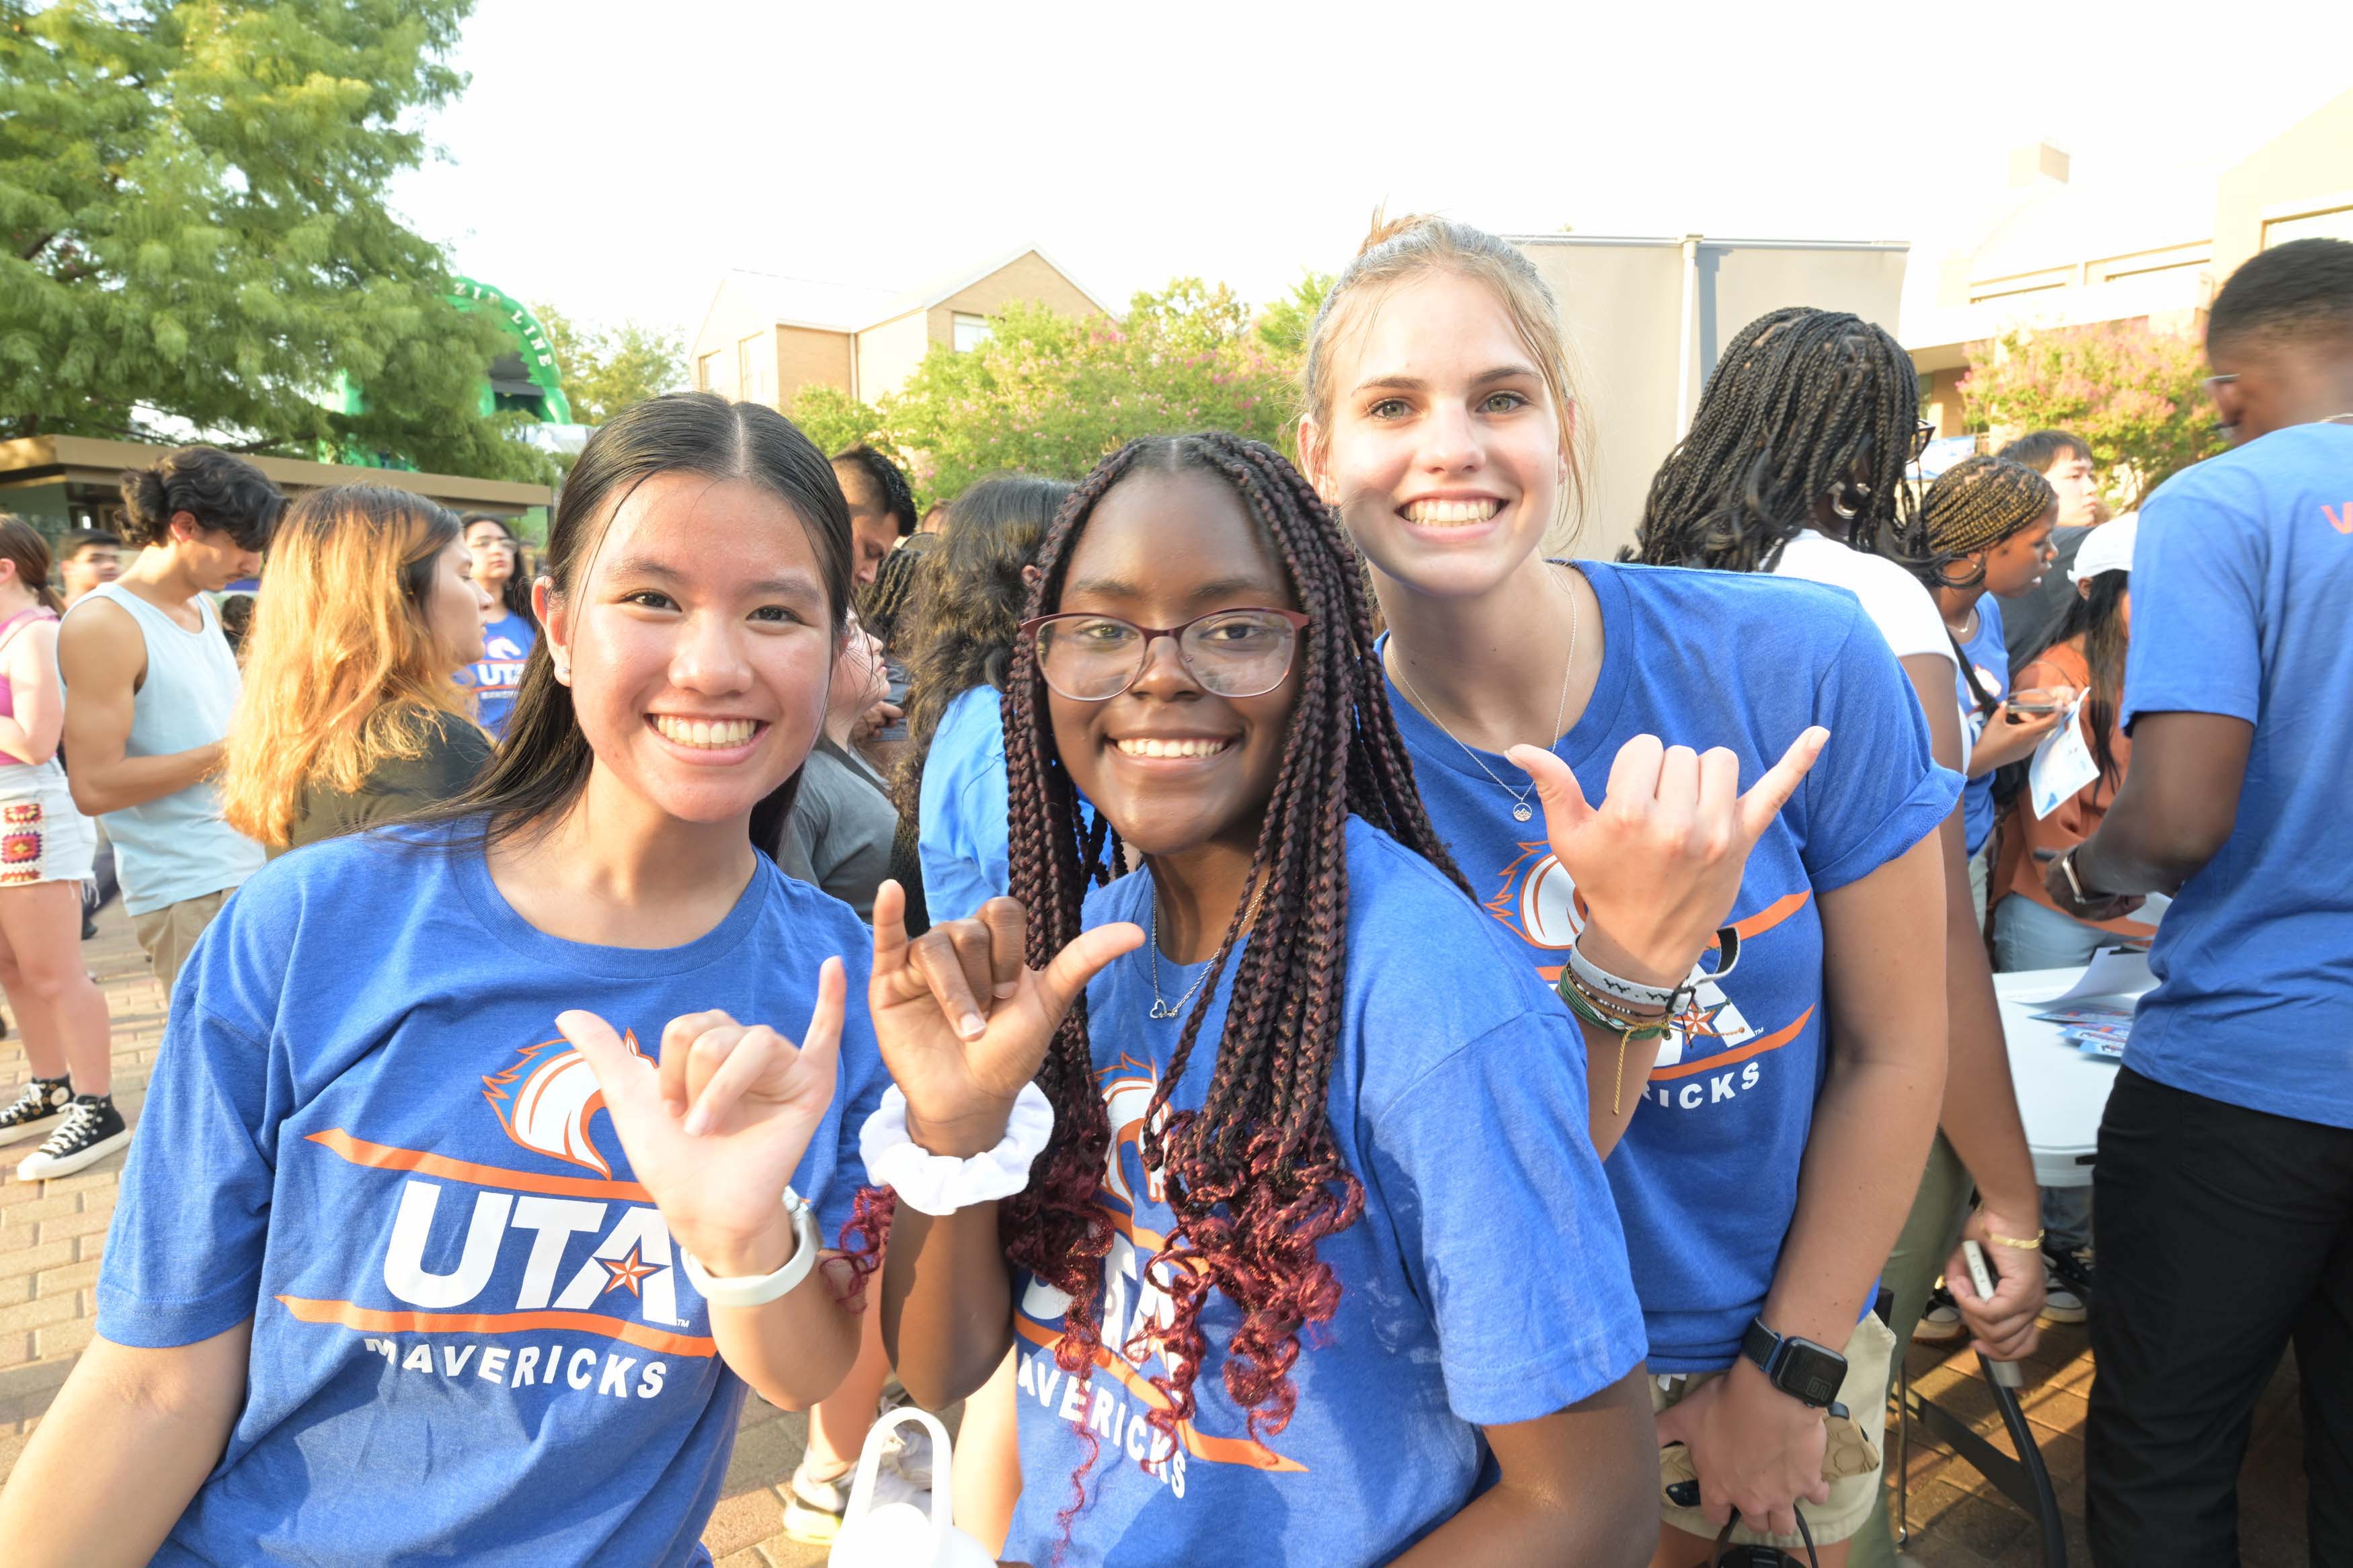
1993,636,2159,941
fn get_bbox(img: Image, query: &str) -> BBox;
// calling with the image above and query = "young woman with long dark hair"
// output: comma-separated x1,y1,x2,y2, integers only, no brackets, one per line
0,518,117,1181
0,395,885,1567
861,433,1715,1565
459,513,539,741
1301,220,1958,1566
221,487,495,852
1630,311,2046,1566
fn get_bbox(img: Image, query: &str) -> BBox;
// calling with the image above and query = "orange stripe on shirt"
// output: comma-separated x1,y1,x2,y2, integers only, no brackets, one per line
275,1296,715,1357
306,1129,652,1203
1648,1007,1816,1081
1012,1318,1308,1473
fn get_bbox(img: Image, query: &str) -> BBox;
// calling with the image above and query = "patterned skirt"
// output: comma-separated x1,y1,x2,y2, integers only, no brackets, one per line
0,761,96,888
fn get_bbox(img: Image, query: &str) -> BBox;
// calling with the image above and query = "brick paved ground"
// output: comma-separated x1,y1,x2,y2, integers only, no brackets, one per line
0,902,2310,1566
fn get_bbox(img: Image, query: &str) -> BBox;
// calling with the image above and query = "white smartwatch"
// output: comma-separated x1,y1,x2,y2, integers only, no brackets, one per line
678,1187,823,1309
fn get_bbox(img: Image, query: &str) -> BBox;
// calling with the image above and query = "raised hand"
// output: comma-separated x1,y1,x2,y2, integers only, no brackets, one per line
554,960,845,1279
1508,729,1829,989
869,879,1143,1159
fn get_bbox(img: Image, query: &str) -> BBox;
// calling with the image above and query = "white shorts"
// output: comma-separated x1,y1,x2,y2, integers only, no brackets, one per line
0,763,96,888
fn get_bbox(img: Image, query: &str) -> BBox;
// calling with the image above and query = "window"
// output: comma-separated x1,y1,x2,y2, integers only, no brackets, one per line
696,351,724,394
2264,206,2353,249
737,334,772,405
953,312,992,353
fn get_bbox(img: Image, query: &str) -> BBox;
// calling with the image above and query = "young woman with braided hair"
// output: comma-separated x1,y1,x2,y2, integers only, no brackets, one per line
1915,454,2071,889
1630,311,2045,1568
863,431,1662,1565
1298,220,1960,1567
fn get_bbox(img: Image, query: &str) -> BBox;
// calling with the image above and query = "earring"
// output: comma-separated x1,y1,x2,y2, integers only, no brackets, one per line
1830,481,1870,522
552,653,571,686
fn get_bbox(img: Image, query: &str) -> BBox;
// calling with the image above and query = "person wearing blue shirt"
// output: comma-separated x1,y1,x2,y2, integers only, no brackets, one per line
867,434,1661,1566
458,515,539,741
0,397,888,1565
1308,223,1960,1561
2046,237,2353,1565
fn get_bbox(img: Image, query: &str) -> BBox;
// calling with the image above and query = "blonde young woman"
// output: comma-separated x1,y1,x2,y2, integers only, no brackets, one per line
0,518,119,1182
221,487,496,853
1293,216,1959,1565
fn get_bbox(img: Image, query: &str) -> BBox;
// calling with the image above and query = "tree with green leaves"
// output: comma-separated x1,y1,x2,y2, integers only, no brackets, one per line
534,302,686,426
0,0,549,481
1254,270,1333,364
833,280,1296,505
1959,320,2226,507
781,384,888,462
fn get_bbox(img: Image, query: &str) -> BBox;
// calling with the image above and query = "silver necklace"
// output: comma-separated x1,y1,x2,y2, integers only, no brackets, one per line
1148,882,1263,1020
1390,566,1581,824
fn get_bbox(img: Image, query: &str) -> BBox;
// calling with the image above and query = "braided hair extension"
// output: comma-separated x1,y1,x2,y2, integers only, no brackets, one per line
1628,307,1929,574
996,432,1464,1531
1920,454,2058,715
854,540,925,646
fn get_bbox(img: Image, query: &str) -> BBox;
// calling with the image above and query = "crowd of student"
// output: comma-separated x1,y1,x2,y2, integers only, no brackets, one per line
0,222,2345,1568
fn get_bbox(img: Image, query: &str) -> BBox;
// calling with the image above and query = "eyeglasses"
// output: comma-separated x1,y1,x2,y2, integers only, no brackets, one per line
1911,419,1936,461
2203,373,2239,400
1021,608,1311,702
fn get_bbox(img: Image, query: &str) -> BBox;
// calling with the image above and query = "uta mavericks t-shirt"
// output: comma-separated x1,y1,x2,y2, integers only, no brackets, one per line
2119,421,2353,1128
1953,594,2008,857
458,610,536,741
1389,561,1958,1370
1003,817,1646,1567
96,827,889,1567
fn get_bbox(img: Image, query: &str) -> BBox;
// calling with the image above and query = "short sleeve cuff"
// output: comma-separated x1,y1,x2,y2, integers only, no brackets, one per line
2120,692,2260,731
95,1273,265,1350
1803,764,1962,893
1441,1320,1648,1427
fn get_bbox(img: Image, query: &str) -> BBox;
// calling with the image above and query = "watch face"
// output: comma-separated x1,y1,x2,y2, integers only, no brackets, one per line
1786,1343,1846,1407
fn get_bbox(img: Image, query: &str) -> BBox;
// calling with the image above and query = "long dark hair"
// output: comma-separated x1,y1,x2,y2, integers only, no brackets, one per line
1630,306,1927,573
2049,571,2130,792
423,394,852,854
999,434,1461,1524
892,474,1072,821
463,513,539,627
0,516,63,616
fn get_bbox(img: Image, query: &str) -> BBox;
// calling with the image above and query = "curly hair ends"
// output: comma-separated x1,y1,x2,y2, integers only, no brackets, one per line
990,432,1465,1534
117,446,286,552
219,487,475,848
891,474,1073,822
1630,306,1927,574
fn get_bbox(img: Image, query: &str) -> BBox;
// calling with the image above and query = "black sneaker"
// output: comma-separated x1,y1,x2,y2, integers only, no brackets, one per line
15,1094,129,1181
0,1077,72,1148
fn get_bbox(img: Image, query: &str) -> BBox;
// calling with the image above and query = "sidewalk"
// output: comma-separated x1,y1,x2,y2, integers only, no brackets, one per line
0,902,2308,1566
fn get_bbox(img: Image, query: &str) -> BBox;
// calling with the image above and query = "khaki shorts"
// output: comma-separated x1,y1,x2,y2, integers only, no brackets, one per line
1654,1312,1896,1550
132,887,234,995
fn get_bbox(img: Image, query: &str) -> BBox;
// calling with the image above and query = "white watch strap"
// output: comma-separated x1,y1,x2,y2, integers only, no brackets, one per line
678,1188,822,1309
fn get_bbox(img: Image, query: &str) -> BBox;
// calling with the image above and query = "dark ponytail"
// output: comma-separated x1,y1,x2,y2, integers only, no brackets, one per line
419,393,853,855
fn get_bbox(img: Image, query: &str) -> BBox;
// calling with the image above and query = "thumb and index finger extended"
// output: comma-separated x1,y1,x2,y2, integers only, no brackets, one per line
1737,727,1830,843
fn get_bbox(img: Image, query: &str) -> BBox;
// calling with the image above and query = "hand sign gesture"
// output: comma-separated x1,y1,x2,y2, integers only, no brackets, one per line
553,959,844,1280
1508,729,1829,990
869,879,1144,1159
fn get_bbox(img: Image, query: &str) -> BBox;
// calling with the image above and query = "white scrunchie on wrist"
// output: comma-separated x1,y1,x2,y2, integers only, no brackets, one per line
861,1081,1053,1216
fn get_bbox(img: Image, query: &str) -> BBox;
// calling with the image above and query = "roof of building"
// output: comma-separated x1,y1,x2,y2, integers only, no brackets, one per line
712,245,1118,337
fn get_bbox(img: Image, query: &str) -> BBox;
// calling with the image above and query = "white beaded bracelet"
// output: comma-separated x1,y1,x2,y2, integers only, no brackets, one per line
861,1081,1054,1216
678,1187,822,1309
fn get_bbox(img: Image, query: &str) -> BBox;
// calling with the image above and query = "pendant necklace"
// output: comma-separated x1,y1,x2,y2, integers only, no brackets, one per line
1148,879,1266,1021
1391,566,1581,824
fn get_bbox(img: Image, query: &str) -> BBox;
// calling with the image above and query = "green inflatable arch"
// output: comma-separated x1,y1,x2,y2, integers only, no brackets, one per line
449,277,573,425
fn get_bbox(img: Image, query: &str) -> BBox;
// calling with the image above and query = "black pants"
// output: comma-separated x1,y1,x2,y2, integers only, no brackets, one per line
2087,1067,2353,1565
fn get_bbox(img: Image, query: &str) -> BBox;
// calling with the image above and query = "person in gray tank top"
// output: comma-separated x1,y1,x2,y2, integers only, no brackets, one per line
60,447,282,996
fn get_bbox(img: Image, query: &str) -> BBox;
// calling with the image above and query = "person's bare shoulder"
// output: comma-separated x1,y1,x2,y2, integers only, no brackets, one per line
58,596,145,688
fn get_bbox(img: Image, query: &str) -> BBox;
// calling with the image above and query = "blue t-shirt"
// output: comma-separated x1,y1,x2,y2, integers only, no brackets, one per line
1389,561,1958,1371
458,611,536,741
918,684,1010,923
1004,817,1646,1567
2119,421,2353,1128
96,828,889,1567
1953,594,2008,858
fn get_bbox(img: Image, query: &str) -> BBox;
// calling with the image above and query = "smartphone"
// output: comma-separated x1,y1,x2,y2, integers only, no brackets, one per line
1962,1240,2024,1387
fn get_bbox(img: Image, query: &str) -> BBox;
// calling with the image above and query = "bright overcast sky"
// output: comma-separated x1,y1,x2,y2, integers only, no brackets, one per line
390,0,2352,337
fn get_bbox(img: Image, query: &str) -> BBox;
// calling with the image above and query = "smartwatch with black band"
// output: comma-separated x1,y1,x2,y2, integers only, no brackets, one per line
1741,1317,1847,1408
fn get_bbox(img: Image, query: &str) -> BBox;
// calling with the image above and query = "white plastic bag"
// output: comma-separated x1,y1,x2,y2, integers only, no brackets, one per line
828,1407,994,1568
